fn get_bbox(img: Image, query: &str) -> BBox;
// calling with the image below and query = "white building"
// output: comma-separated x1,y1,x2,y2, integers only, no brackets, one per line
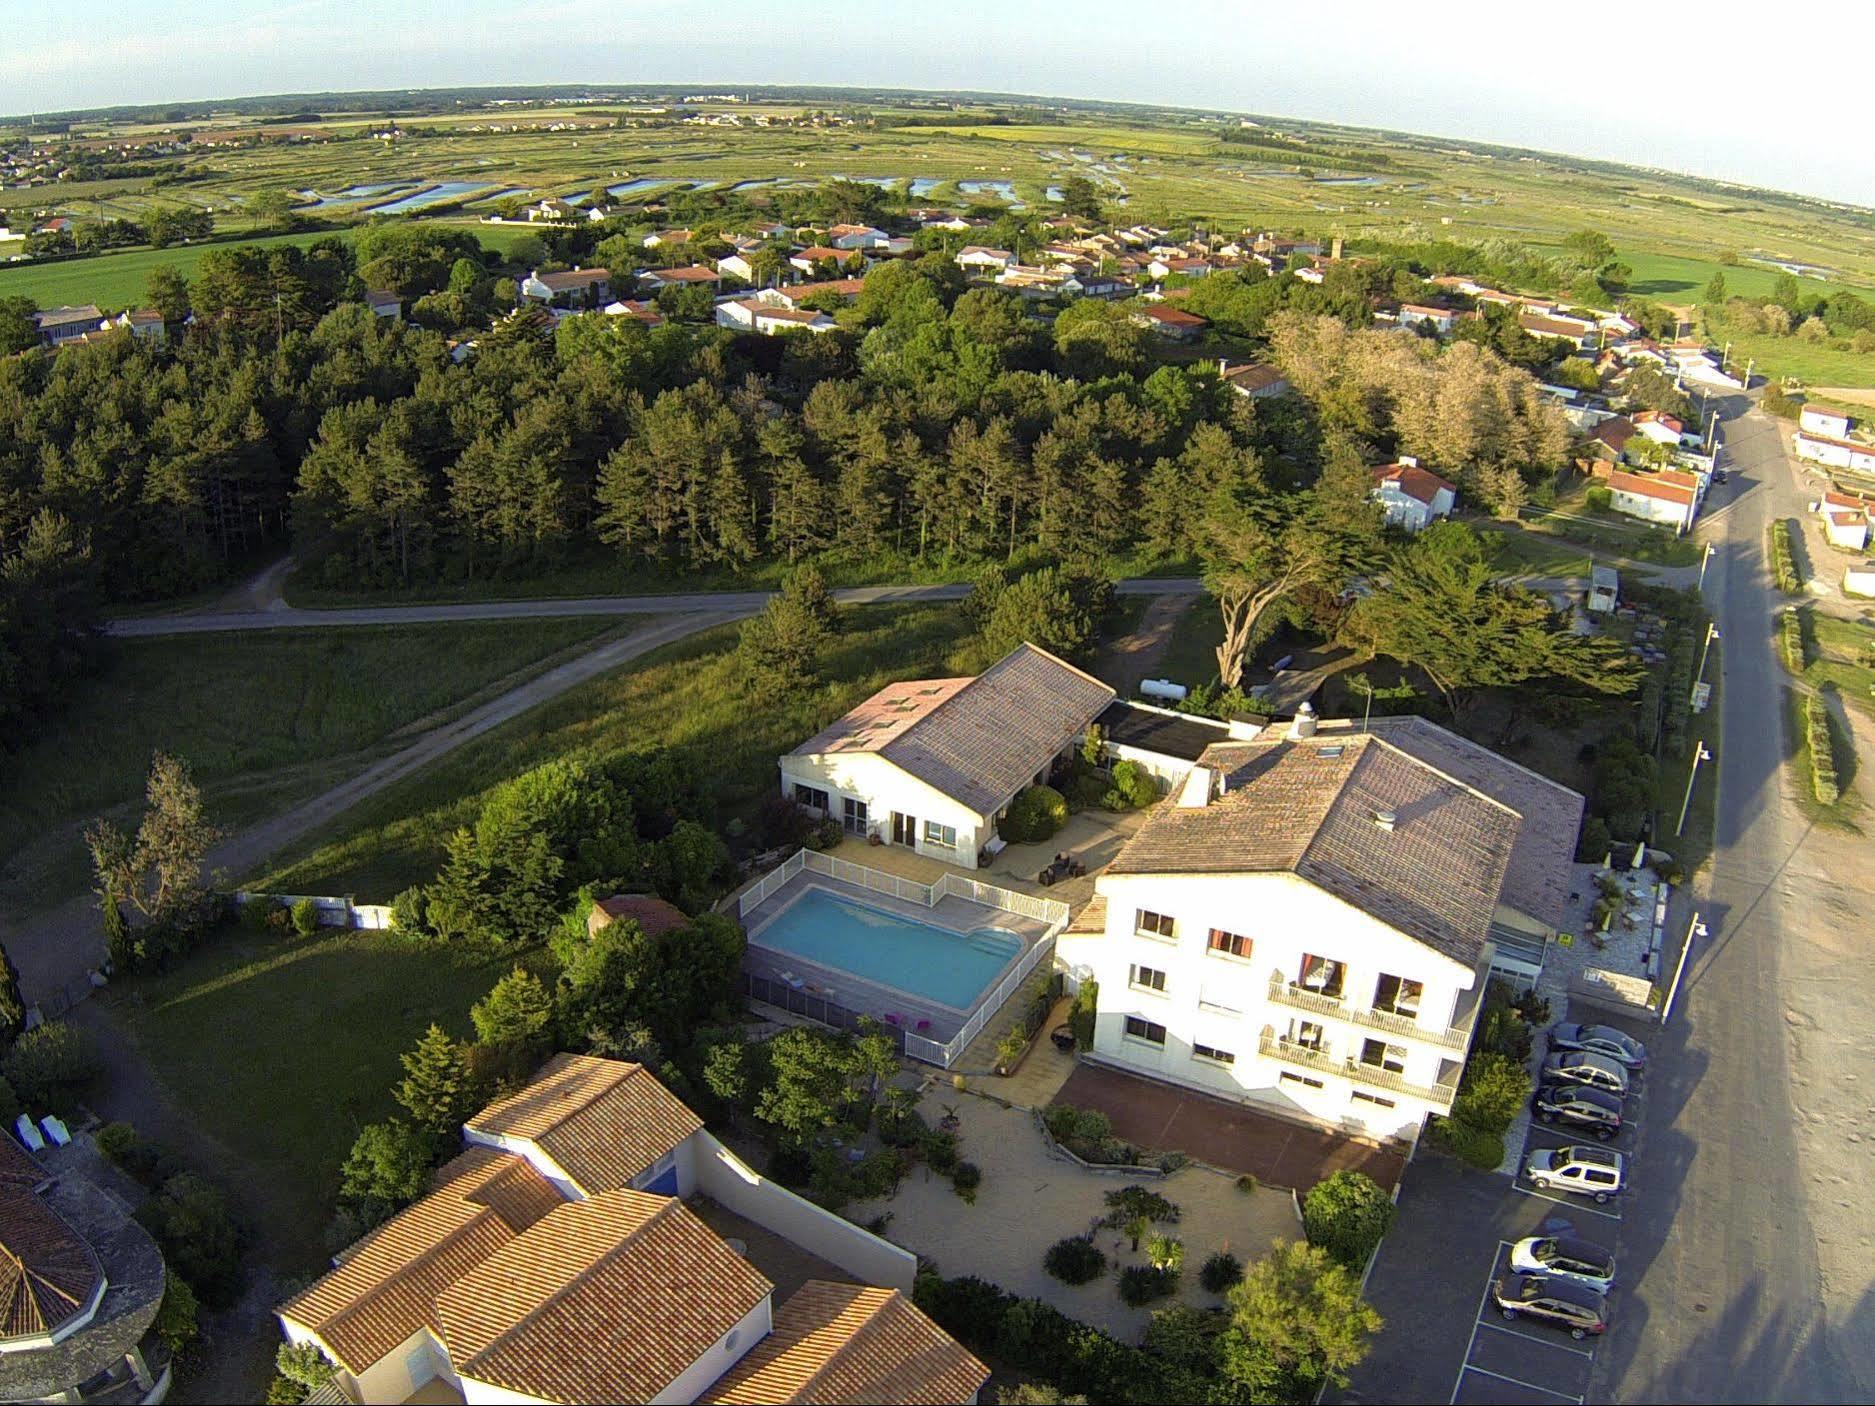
519,267,612,306
779,643,1114,866
1630,411,1689,448
1604,470,1700,533
954,245,1015,275
1217,361,1291,400
1800,404,1854,439
715,298,837,335
1055,714,1583,1143
1819,491,1871,550
1370,457,1457,532
1396,303,1456,334
715,252,758,284
1794,431,1875,476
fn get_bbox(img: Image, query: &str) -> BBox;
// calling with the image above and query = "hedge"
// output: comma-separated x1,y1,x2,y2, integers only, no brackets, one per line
1806,692,1840,804
1770,520,1802,595
1782,610,1805,674
1429,1116,1504,1170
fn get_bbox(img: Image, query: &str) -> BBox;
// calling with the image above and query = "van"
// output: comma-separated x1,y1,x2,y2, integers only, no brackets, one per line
1525,1144,1625,1203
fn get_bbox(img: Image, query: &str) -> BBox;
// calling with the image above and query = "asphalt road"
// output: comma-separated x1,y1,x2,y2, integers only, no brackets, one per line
104,577,1206,637
1594,395,1875,1401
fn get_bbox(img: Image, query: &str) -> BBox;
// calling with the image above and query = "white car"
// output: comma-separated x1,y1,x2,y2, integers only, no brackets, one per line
1526,1144,1625,1203
1510,1235,1617,1293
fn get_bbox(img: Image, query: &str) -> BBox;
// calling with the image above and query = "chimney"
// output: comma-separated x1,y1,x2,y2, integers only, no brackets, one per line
1373,809,1398,832
1398,454,1418,468
1177,766,1217,808
1287,702,1318,740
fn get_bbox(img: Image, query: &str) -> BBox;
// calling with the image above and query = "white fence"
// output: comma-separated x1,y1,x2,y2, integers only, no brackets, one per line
231,892,393,930
905,931,1056,1068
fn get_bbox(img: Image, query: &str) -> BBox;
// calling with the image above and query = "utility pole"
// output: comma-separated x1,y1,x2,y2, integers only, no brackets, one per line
1676,741,1713,835
1697,621,1720,682
1699,543,1716,591
1662,912,1707,1025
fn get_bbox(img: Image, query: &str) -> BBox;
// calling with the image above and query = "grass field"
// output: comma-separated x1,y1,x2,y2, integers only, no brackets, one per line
1794,610,1875,721
120,925,518,1259
0,618,619,908
0,231,351,310
255,602,978,900
1721,333,1875,390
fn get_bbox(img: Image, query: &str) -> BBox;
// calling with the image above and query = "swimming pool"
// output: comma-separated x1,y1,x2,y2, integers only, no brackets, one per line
752,888,1022,1011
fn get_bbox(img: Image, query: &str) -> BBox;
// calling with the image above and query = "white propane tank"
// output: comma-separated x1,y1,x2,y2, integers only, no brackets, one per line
1140,678,1187,703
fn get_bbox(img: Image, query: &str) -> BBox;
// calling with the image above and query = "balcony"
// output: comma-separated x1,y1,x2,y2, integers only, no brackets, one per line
1267,979,1478,1052
1258,1032,1460,1105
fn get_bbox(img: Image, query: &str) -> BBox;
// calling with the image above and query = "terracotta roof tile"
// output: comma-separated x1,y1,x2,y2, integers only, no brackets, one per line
592,893,690,936
702,1281,988,1405
0,1137,101,1345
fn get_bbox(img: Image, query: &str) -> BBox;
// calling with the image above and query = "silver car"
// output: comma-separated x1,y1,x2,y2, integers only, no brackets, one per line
1511,1235,1617,1293
1541,1049,1630,1096
1526,1143,1626,1203
1551,1022,1648,1070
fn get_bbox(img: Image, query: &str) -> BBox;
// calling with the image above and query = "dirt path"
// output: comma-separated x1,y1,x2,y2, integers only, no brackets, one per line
1097,592,1193,694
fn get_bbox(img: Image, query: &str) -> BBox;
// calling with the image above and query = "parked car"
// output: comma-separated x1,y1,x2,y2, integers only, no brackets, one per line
1551,1022,1647,1070
1542,1049,1630,1095
1492,1273,1609,1339
1511,1236,1617,1293
1533,1082,1624,1139
1526,1144,1625,1202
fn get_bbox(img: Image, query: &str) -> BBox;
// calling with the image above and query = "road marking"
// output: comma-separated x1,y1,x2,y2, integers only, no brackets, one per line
1476,1320,1598,1358
1511,1183,1623,1220
1449,1247,1508,1405
1455,1364,1585,1403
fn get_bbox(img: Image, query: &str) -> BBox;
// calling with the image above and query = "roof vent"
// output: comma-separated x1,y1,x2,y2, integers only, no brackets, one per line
1177,765,1217,809
1373,809,1398,832
1398,454,1418,468
1287,702,1318,740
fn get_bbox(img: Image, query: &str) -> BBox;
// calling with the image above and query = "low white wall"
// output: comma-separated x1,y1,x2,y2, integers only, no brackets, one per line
694,1131,915,1292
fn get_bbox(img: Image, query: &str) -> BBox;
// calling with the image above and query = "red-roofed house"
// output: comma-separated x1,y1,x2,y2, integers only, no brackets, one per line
1606,471,1698,533
788,246,847,274
637,265,723,291
1371,456,1458,532
827,223,890,250
1819,490,1872,550
1586,416,1638,461
1218,361,1291,400
1631,410,1687,447
1134,304,1209,341
1800,404,1855,439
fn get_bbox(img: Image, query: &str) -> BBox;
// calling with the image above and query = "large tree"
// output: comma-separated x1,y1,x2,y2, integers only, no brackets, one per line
85,751,218,963
1217,1239,1382,1398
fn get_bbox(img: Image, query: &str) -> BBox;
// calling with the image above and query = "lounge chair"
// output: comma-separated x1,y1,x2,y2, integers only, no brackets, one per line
14,1114,43,1151
40,1116,69,1147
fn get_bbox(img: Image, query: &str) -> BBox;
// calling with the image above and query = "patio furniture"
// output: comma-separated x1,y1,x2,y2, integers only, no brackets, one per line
1050,1023,1076,1053
14,1114,43,1151
915,1018,933,1033
1037,852,1087,886
40,1116,69,1147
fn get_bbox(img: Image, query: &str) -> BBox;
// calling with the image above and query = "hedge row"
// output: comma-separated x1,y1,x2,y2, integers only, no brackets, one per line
1806,693,1840,805
1782,610,1805,674
1771,521,1802,595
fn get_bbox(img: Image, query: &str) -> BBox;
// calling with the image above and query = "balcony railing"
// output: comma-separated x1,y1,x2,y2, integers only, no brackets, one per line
1267,980,1475,1051
1258,1032,1460,1105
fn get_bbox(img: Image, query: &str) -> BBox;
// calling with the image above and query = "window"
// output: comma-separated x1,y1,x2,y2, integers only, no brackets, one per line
1298,954,1346,998
1360,1039,1407,1074
1193,1042,1235,1065
1373,974,1423,1018
1135,909,1176,940
922,819,958,848
1129,964,1168,994
1279,1071,1325,1090
1207,928,1252,960
1293,1021,1325,1051
1351,1090,1397,1109
1123,1016,1167,1046
842,797,869,835
793,783,830,812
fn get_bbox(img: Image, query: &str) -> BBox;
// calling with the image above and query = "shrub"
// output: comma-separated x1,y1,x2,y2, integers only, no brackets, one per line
1235,1173,1259,1194
996,1026,1031,1073
3,1022,100,1112
1102,1184,1180,1230
1302,1170,1397,1270
1001,785,1069,843
1043,1103,1081,1141
1585,485,1613,512
1157,1150,1190,1173
1071,1108,1112,1142
1100,759,1160,811
152,1270,200,1355
952,1161,983,1203
1782,610,1805,673
1118,1264,1179,1306
1044,1234,1108,1285
1145,1233,1185,1273
1429,1116,1504,1170
96,1121,140,1164
1067,981,1098,1049
1200,1250,1245,1294
1770,520,1802,595
1452,1052,1533,1135
289,898,321,937
924,1129,960,1175
1806,692,1840,804
1574,815,1612,863
135,1173,245,1308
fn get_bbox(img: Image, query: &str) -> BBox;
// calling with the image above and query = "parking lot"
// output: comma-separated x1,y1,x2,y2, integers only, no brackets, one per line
1448,1241,1605,1403
1510,1070,1645,1223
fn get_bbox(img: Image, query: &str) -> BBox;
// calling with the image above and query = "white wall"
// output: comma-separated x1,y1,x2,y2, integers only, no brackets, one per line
285,1322,453,1406
695,1131,917,1292
1608,487,1692,532
461,1129,583,1201
779,752,989,864
650,1297,773,1406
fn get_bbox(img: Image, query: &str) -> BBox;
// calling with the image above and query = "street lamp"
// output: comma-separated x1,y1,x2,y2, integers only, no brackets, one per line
1698,542,1716,590
1662,913,1709,1025
1676,741,1713,836
1697,621,1720,684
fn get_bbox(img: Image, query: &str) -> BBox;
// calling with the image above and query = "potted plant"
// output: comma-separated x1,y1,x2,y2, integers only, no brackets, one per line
995,1025,1031,1076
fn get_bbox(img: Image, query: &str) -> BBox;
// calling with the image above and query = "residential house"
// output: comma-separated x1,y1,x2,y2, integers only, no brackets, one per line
643,228,694,249
364,289,402,321
32,304,104,347
1794,431,1875,476
788,246,846,275
1217,362,1292,399
104,307,167,342
0,1129,172,1404
827,223,890,250
1293,263,1325,284
716,299,838,335
1520,313,1597,349
602,299,665,326
587,892,690,940
524,197,578,223
1054,712,1583,1143
779,643,1115,864
715,253,759,284
1630,410,1687,447
1605,470,1700,533
918,213,980,232
758,278,865,310
1396,303,1457,334
278,1055,986,1406
1135,304,1208,341
1585,416,1638,462
637,265,723,292
1800,404,1856,439
993,264,1073,299
954,246,1015,276
1370,457,1457,531
1146,256,1212,281
1818,491,1871,551
519,267,612,307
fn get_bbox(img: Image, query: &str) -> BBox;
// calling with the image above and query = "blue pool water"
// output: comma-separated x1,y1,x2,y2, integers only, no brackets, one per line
368,182,492,214
754,889,1022,1010
608,177,674,197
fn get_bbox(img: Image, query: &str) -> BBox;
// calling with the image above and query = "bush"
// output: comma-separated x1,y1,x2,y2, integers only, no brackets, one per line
134,1173,245,1308
924,1129,960,1175
1118,1264,1179,1306
996,1026,1031,1073
1043,1103,1081,1141
1067,981,1098,1049
1771,520,1802,595
1302,1171,1396,1270
152,1269,200,1355
1452,1052,1533,1135
3,1022,100,1112
952,1161,983,1203
1235,1173,1258,1194
1429,1116,1504,1170
96,1121,140,1164
1585,485,1613,512
1574,815,1612,864
1102,1184,1180,1230
1807,692,1841,804
1199,1250,1245,1294
1044,1234,1108,1285
1105,760,1160,810
289,898,321,937
1001,785,1069,843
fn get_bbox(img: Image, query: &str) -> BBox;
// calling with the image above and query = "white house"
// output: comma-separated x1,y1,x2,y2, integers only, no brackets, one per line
278,1055,985,1406
636,265,722,292
715,252,758,283
1630,410,1689,448
1054,714,1582,1143
779,643,1115,866
363,289,402,321
1520,313,1598,350
1396,303,1456,334
1801,404,1855,439
954,245,1015,275
1605,469,1700,533
827,223,890,250
715,298,837,335
32,304,104,347
519,267,612,306
1794,431,1875,476
1818,491,1871,550
1217,361,1291,400
1370,457,1457,532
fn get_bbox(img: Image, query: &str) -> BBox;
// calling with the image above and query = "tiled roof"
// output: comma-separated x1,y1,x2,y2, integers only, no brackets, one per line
592,893,691,936
792,644,1116,814
0,1136,102,1345
701,1281,989,1405
1522,314,1592,339
1589,417,1636,450
1373,463,1456,506
440,1190,772,1404
1140,305,1207,327
1337,716,1585,931
465,1053,702,1195
1607,471,1694,506
533,267,609,290
32,305,102,329
648,265,722,283
1220,363,1288,392
278,1147,559,1372
1107,733,1518,968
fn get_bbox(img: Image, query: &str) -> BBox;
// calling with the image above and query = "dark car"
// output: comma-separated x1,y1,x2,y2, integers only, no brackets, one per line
1551,1022,1647,1070
1511,1236,1617,1293
1541,1049,1630,1095
1492,1273,1609,1339
1533,1082,1624,1138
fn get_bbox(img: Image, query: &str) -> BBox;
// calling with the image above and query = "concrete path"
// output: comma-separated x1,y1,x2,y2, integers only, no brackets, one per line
1095,592,1194,694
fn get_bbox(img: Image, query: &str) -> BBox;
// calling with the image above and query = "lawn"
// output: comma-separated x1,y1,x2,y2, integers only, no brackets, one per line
254,602,979,900
1518,505,1703,568
1478,524,1594,579
1722,333,1875,391
0,618,619,909
1795,611,1875,721
1156,595,1224,691
119,925,517,1260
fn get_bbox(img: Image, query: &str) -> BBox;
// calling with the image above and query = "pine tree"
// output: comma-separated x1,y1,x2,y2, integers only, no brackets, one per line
0,943,24,1053
470,967,554,1050
396,1024,471,1137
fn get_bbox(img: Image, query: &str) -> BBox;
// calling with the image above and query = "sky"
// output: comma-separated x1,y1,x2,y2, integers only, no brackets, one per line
4,0,1872,207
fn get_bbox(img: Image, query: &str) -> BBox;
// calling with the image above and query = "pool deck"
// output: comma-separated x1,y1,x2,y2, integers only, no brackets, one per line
741,873,1055,1046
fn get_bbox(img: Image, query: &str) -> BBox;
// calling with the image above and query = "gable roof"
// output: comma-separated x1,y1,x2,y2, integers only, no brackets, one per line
1588,416,1636,451
1140,305,1207,328
1220,363,1288,393
531,267,610,290
1372,462,1456,506
465,1053,701,1195
1106,733,1519,968
278,1147,560,1373
1338,716,1585,931
646,264,722,283
439,1190,772,1404
1607,471,1695,506
592,893,691,937
792,644,1116,814
701,1281,988,1405
32,305,102,330
0,1136,102,1346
